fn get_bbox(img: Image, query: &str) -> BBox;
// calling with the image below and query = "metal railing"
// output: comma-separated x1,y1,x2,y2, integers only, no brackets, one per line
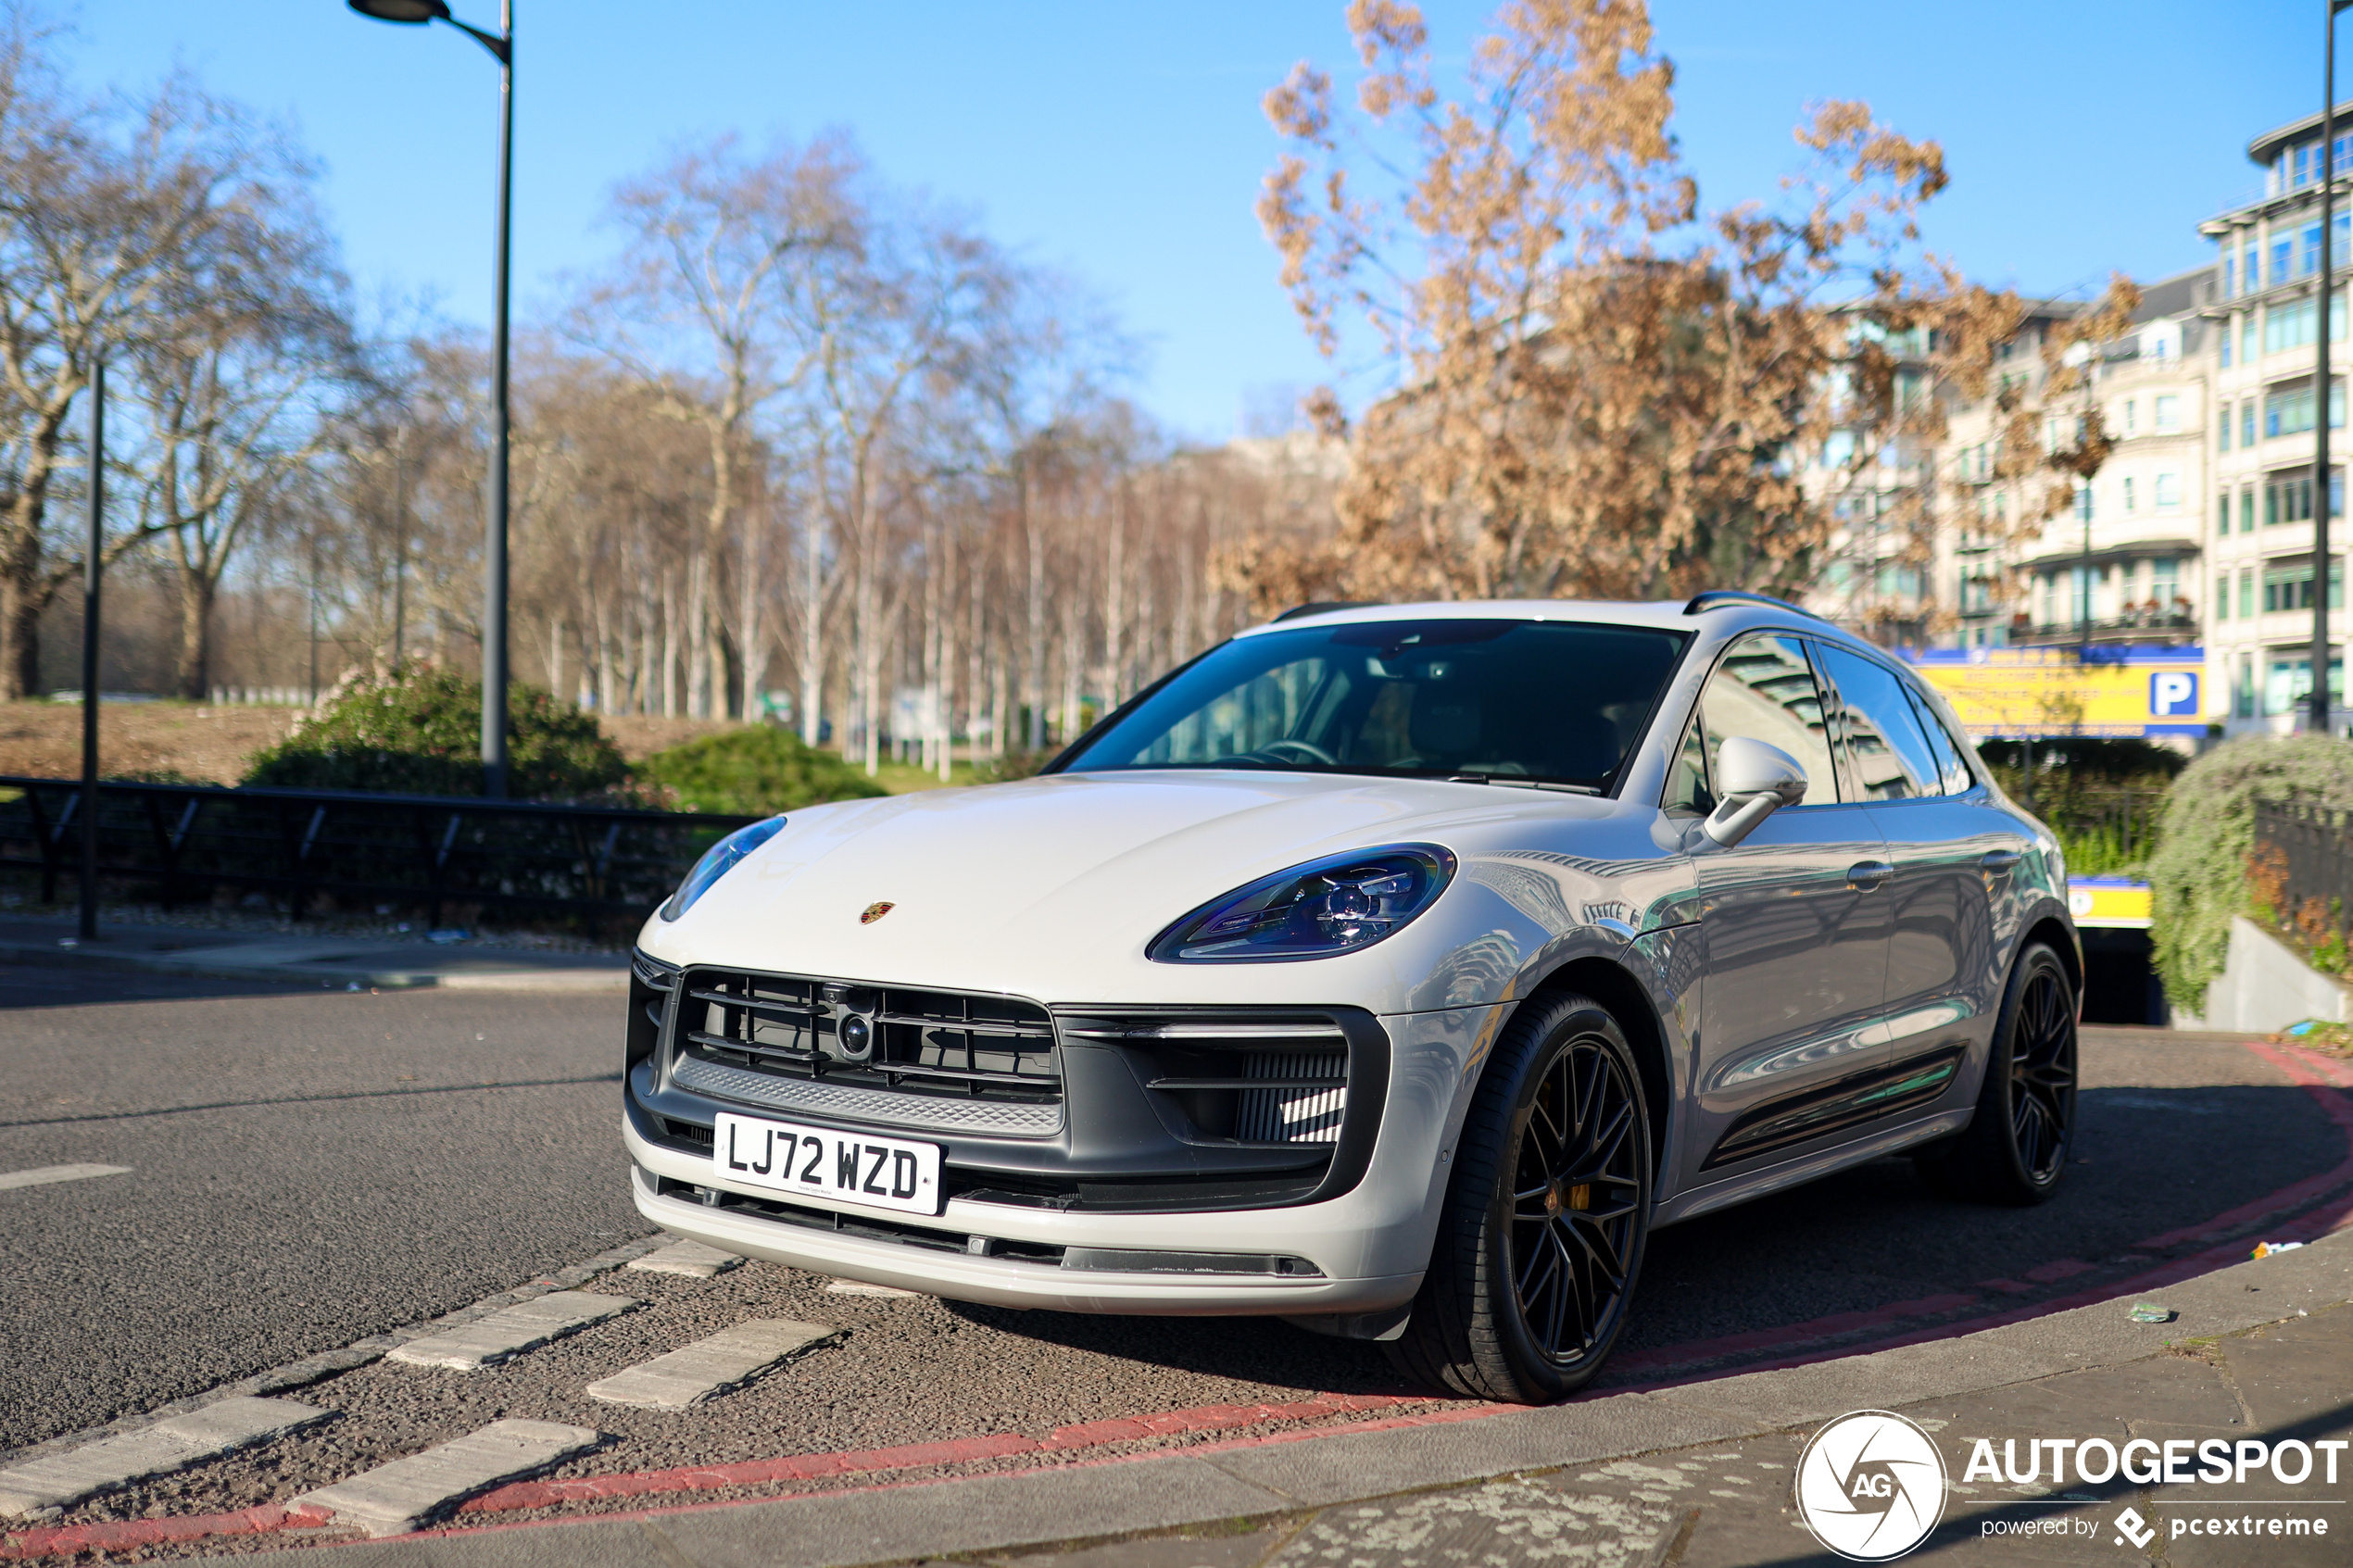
0,776,761,928
2252,798,2353,947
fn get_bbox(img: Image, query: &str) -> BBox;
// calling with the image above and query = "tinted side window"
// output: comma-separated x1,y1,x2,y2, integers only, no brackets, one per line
1904,684,1975,795
1815,645,1942,800
1700,633,1837,806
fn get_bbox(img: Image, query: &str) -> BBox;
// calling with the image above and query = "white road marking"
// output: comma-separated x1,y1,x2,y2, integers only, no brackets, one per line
0,1163,130,1192
292,1419,602,1537
585,1320,835,1409
0,1397,326,1517
826,1278,923,1298
387,1291,635,1372
625,1239,743,1279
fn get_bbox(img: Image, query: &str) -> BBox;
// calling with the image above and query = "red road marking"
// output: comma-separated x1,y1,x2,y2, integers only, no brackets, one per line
2022,1258,2094,1284
454,1392,1416,1515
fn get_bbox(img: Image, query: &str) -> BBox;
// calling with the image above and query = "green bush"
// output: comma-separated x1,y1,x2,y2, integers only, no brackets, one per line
242,667,631,801
635,725,887,814
2148,734,2353,1010
1977,737,2178,879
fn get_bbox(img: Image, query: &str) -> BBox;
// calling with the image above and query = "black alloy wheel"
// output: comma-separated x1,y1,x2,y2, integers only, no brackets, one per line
2007,962,2076,1185
1507,1032,1645,1368
1385,992,1653,1403
1916,942,2078,1205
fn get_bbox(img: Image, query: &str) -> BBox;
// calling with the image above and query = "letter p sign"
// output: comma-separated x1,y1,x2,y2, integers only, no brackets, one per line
2151,671,2198,717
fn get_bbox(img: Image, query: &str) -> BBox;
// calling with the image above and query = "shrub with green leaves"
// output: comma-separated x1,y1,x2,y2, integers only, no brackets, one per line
635,725,887,814
2148,734,2353,1010
242,667,631,801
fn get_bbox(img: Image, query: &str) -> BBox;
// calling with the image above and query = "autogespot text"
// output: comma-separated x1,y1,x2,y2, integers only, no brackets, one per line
1965,1436,2342,1542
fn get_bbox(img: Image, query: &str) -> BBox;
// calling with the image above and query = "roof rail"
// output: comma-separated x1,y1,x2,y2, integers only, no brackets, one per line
1680,589,1831,623
1270,600,1383,623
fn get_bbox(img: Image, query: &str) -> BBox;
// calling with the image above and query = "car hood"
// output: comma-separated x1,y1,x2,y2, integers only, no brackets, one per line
642,769,1629,1004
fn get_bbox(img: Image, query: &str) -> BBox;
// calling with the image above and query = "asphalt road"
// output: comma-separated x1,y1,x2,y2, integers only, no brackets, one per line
4,967,2348,1512
0,965,645,1451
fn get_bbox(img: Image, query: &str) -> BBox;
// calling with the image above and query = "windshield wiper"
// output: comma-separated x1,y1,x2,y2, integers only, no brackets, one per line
1445,774,1600,796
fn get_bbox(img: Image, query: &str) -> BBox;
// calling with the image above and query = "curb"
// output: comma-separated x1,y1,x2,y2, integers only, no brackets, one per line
0,940,628,993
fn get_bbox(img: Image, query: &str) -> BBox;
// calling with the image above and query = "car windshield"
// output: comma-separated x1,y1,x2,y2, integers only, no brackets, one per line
1059,619,1689,791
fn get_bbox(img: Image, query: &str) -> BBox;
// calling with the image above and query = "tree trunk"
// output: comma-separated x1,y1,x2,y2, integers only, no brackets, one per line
174,570,217,700
685,547,711,718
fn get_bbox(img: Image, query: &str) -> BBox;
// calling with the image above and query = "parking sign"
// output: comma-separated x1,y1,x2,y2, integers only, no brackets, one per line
2149,670,2198,716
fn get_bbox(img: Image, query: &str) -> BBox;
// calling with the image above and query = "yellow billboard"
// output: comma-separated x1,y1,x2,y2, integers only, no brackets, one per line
1902,647,2207,739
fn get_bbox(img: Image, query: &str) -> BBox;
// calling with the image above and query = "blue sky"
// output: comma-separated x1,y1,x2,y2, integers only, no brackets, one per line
68,2,2316,443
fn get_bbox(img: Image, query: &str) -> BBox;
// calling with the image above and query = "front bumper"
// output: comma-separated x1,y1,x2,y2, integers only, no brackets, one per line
622,1001,1501,1315
626,1160,1419,1315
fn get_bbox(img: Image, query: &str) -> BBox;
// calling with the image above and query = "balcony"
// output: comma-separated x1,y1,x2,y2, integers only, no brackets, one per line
2012,605,2199,649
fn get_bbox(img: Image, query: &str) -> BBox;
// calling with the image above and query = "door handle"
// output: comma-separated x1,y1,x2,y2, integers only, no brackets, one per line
1979,850,2022,875
1846,860,1894,891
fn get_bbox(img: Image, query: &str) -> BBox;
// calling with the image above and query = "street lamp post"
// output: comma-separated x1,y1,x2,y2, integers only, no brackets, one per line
348,0,514,797
2316,0,2353,736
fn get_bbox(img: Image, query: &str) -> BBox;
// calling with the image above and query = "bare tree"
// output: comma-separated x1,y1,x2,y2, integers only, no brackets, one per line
0,26,328,696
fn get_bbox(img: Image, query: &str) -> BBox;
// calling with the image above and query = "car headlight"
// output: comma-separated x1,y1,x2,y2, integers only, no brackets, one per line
661,816,787,922
1148,845,1456,963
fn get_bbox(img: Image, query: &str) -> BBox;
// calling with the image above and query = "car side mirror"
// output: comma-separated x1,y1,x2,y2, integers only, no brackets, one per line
1702,736,1809,848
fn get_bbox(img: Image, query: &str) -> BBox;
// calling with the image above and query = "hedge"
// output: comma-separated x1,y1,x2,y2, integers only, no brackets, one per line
2148,734,2353,1010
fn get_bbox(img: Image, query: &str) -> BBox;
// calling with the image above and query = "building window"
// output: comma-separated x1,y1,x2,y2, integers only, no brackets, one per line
2262,559,2345,613
2240,569,2256,619
2123,476,2137,512
2153,394,2180,431
2221,403,2233,451
2243,314,2259,364
2242,487,2258,533
2219,492,2232,536
2275,236,2296,285
2268,297,2319,354
2124,398,2137,434
2244,400,2258,446
2263,470,2343,523
2155,471,2181,509
2216,564,2230,621
2245,244,2259,296
2225,252,2237,299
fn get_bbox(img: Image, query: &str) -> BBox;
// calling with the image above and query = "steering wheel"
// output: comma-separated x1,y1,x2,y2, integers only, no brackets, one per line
1255,738,1338,767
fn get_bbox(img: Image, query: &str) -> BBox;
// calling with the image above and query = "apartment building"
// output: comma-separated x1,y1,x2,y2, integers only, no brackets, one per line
1919,271,2212,658
2200,104,2350,734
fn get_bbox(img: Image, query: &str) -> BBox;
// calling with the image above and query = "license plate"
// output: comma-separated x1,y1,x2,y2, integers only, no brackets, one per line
712,1111,943,1217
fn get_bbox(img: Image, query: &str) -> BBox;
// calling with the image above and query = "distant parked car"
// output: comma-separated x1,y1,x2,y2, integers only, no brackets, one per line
623,595,2079,1402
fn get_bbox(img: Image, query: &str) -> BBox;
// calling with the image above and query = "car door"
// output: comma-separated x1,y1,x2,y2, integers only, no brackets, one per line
1811,643,2009,1098
1677,632,1894,1190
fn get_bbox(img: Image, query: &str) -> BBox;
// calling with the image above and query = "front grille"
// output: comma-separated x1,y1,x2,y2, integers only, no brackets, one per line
671,1053,1062,1135
1060,1014,1350,1147
672,967,1060,1111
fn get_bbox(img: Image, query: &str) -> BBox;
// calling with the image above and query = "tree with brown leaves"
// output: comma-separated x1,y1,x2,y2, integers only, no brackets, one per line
1242,0,2036,618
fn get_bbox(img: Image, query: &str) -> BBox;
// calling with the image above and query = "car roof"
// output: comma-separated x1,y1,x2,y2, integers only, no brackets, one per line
1236,598,1894,663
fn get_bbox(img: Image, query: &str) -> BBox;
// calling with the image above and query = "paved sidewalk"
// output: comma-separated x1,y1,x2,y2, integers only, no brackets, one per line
269,1227,2353,1567
0,916,627,992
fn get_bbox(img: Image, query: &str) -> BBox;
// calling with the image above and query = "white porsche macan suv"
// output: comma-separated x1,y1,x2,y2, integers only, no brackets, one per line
623,595,2080,1402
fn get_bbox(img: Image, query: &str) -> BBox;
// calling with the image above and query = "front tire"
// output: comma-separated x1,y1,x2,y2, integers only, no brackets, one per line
1384,992,1652,1403
1915,942,2078,1205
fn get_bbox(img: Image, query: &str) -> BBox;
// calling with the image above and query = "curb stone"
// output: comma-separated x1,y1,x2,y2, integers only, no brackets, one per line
0,939,628,993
